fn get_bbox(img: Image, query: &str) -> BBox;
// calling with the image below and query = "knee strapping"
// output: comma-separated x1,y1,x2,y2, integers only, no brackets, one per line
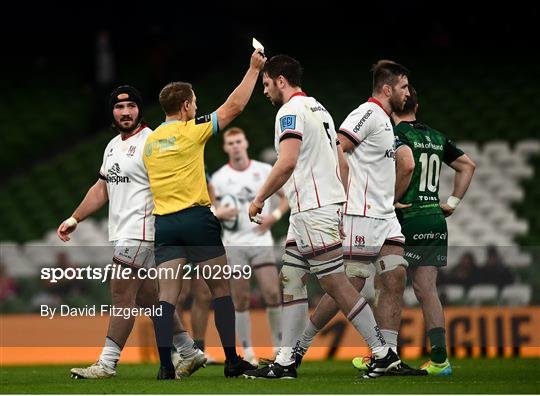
280,265,308,300
374,254,408,274
344,260,372,278
281,249,309,300
308,256,344,279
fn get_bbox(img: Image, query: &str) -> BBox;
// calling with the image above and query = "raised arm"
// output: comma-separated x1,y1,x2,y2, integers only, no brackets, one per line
216,49,266,131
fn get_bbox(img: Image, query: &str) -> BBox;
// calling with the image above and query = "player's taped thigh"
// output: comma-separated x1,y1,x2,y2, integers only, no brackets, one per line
308,255,345,279
374,254,408,275
344,260,372,279
280,249,309,300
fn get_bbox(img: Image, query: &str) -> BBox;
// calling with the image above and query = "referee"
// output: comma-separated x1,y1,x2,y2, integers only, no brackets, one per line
144,49,266,379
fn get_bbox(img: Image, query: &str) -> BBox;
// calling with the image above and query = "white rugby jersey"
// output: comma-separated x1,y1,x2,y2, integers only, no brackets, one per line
99,125,155,241
338,98,396,219
274,92,346,214
211,160,274,246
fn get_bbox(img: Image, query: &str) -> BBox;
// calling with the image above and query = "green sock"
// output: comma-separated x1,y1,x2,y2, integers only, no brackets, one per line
427,327,447,363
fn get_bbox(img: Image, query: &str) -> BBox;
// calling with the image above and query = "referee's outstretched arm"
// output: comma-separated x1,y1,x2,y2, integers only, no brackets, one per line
216,49,266,131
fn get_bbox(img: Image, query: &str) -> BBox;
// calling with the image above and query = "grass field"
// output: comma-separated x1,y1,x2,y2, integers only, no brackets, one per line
1,358,539,394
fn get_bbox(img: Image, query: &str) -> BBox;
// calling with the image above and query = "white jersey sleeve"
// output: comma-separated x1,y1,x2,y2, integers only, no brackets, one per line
274,95,345,214
99,142,110,180
101,126,155,241
338,101,397,218
338,104,377,145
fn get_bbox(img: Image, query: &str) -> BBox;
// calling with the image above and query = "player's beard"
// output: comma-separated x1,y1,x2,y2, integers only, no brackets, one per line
268,91,284,107
389,94,405,113
113,117,138,134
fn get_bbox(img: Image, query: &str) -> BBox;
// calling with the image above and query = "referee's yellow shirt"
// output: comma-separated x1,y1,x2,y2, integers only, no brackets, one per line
143,112,218,215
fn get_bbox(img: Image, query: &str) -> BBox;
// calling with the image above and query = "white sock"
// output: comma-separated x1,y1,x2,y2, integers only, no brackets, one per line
381,329,398,353
298,319,319,352
98,337,121,370
266,305,282,350
346,297,388,357
173,330,197,359
235,310,253,357
275,301,308,367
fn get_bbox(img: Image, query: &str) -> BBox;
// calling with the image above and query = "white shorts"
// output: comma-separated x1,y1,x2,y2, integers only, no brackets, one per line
286,204,343,258
225,245,276,269
342,215,404,261
113,239,155,269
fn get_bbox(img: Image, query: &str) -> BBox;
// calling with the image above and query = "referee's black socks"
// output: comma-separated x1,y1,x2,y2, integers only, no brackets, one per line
213,296,239,363
154,301,176,370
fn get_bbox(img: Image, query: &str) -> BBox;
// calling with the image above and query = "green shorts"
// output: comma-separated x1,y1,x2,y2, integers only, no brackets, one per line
398,213,448,267
154,206,225,265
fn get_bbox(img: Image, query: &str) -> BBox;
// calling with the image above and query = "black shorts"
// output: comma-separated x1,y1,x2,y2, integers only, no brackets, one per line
154,206,225,265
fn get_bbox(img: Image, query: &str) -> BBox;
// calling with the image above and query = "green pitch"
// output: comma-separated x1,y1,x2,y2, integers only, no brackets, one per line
1,359,539,394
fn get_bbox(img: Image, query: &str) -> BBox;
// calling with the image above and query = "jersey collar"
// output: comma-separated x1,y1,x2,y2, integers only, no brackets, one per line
227,159,252,172
288,91,307,102
368,97,391,116
121,123,146,141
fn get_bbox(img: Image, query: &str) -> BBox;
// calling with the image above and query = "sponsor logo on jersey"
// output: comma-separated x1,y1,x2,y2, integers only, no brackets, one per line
384,148,395,159
107,148,114,157
107,163,131,184
144,137,177,157
310,105,327,113
413,141,443,151
352,110,373,133
236,187,255,203
280,115,296,132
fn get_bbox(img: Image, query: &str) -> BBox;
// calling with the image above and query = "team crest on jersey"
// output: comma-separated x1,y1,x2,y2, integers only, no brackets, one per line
280,115,296,132
127,145,136,157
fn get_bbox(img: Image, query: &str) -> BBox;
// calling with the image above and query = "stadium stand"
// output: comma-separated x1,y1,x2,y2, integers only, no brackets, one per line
499,283,532,306
466,284,500,306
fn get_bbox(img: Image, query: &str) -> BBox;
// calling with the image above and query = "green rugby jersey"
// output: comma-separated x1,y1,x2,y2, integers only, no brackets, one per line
394,120,464,218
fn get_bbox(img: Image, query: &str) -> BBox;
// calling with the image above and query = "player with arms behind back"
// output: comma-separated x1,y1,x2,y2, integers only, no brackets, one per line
391,85,475,375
